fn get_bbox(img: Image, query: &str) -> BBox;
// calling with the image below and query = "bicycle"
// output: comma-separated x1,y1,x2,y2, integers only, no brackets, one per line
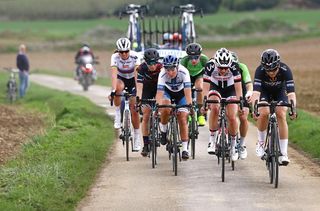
188,87,201,159
157,103,191,176
136,97,161,168
110,89,134,161
172,4,203,49
119,4,148,52
204,96,243,182
254,100,296,188
4,68,19,104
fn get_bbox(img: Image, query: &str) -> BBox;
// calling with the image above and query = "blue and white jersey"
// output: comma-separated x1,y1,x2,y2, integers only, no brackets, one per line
110,51,140,79
157,65,191,92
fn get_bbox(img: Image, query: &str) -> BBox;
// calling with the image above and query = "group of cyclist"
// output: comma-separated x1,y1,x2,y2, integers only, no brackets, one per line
109,37,297,165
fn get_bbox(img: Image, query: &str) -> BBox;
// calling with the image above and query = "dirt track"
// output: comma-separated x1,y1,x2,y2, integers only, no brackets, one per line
1,38,319,114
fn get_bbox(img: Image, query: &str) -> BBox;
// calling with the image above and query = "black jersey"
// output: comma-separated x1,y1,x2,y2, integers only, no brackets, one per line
253,62,295,93
137,62,162,86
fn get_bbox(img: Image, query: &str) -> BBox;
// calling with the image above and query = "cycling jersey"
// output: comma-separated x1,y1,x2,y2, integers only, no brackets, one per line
157,64,191,92
180,54,209,77
253,62,295,102
110,51,140,79
137,62,162,99
253,62,295,93
203,60,241,88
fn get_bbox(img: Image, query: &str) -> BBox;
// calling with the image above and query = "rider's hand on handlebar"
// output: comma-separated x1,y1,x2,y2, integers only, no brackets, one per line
200,106,207,115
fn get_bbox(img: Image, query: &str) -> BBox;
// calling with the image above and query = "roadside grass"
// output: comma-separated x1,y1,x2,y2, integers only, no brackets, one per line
31,69,112,87
288,110,320,160
0,72,115,210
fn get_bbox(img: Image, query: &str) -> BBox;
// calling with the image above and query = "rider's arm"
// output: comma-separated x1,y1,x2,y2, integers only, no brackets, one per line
239,63,253,96
183,70,192,105
283,64,296,106
202,60,214,98
232,65,243,100
156,69,166,105
136,66,143,99
110,54,118,91
249,66,264,103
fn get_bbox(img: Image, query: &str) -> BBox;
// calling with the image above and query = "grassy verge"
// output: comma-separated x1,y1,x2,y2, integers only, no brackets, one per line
0,72,115,210
32,69,112,87
288,110,320,160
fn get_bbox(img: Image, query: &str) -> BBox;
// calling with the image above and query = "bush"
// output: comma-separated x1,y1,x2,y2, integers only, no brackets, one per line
223,0,280,11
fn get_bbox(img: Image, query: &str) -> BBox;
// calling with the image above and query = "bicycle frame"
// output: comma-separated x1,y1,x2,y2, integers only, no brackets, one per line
254,100,295,188
189,87,200,159
110,90,134,161
204,96,243,182
120,4,148,51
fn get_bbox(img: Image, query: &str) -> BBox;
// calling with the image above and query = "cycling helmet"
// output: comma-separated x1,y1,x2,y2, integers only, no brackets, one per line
230,51,239,63
163,55,178,68
116,38,131,51
261,49,280,71
214,48,233,68
186,43,202,56
144,48,159,63
163,33,173,41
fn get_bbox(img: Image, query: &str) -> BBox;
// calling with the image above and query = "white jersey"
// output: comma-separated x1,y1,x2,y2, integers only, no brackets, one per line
203,60,241,88
110,51,140,79
157,65,191,92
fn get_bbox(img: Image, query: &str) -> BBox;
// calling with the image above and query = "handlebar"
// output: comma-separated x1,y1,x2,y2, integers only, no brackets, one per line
109,90,134,106
253,100,296,118
172,4,203,17
203,96,244,111
156,103,192,110
119,4,149,19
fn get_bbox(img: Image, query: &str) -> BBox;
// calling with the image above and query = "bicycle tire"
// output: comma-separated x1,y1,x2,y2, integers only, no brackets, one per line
190,114,196,159
124,110,130,161
272,123,280,188
268,130,274,184
172,118,178,176
151,113,156,168
221,119,226,182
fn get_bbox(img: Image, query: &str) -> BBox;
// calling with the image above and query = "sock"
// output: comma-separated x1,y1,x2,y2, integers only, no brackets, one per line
239,137,245,146
231,135,237,148
279,139,288,156
210,129,218,143
160,123,167,133
143,136,149,145
257,129,267,144
182,141,188,152
134,129,140,135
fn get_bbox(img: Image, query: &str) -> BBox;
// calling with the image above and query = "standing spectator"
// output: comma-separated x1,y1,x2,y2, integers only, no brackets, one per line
16,44,29,98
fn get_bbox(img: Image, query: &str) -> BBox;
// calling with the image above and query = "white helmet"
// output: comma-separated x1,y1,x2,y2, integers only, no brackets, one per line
116,38,131,51
214,48,233,68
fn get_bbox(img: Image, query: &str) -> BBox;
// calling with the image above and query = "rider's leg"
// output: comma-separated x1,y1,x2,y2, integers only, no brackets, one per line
113,79,124,129
130,96,141,151
207,93,220,154
276,107,289,158
239,107,250,146
141,106,151,156
227,103,240,161
255,106,270,156
159,99,171,145
178,110,189,159
195,77,205,126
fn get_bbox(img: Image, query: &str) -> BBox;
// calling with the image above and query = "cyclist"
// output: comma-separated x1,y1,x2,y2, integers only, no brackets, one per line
180,43,209,126
74,44,96,80
202,48,243,161
230,51,253,160
248,49,297,165
109,37,141,151
136,48,162,156
156,55,192,160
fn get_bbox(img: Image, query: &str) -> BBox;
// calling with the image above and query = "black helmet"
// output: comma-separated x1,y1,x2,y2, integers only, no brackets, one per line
144,48,159,63
186,43,202,56
261,49,280,71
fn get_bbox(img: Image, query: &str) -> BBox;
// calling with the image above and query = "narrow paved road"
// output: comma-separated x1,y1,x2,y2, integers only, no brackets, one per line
31,74,320,211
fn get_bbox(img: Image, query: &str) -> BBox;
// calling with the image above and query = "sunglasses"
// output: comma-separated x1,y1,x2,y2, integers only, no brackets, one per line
164,66,176,71
146,60,158,66
266,68,278,73
189,55,200,60
119,50,129,54
218,66,229,70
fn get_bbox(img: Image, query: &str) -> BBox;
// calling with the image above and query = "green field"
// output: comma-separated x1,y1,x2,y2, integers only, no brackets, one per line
0,72,114,210
0,9,319,51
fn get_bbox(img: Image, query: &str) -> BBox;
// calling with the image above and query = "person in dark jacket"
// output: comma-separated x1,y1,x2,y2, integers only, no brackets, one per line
16,44,29,98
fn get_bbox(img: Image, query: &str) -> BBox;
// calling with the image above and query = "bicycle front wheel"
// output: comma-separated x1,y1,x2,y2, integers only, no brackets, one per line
272,123,280,188
190,114,196,159
172,119,178,176
221,128,226,182
124,110,130,161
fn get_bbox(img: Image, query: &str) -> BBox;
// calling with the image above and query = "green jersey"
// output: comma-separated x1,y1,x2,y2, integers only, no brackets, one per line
180,54,209,77
239,63,251,84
